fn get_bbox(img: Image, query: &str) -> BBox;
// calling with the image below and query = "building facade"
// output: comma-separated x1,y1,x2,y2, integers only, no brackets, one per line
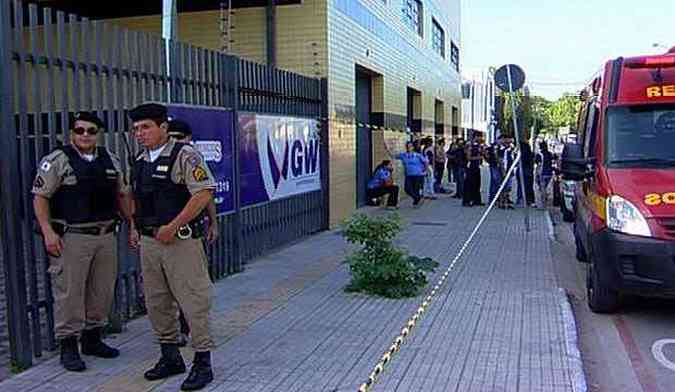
461,68,496,142
43,0,463,226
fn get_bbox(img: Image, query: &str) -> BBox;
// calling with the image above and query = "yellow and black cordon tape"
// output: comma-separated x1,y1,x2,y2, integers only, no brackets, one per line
356,153,523,392
315,117,424,136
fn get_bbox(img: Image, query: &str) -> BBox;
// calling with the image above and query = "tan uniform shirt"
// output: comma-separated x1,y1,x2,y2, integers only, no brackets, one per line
31,146,129,225
135,138,216,195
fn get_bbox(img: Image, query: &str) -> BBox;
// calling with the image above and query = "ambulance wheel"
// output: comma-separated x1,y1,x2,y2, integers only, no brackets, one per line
587,259,620,314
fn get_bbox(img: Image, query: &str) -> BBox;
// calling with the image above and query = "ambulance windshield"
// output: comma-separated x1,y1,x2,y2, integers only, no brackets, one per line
606,104,675,168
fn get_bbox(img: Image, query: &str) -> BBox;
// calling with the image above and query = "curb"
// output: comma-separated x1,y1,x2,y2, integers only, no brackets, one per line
558,287,588,392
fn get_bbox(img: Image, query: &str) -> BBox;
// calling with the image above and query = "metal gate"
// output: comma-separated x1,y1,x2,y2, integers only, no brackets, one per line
0,0,328,371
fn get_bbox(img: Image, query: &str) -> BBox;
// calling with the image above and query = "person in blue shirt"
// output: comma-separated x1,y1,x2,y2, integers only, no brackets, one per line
385,141,428,206
366,160,399,208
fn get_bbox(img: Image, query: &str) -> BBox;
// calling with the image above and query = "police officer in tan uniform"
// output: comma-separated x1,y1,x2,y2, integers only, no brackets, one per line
127,104,215,391
32,112,133,372
167,119,219,347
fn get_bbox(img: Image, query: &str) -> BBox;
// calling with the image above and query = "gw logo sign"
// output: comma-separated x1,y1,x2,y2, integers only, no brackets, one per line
290,138,319,177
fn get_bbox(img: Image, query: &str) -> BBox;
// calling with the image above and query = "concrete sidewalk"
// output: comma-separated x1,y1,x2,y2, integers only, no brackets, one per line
0,196,586,392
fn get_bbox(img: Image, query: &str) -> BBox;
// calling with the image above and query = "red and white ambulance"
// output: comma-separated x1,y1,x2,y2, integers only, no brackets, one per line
562,47,675,313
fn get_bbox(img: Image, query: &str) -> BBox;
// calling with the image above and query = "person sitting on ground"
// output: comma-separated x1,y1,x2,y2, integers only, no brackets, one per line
366,160,399,209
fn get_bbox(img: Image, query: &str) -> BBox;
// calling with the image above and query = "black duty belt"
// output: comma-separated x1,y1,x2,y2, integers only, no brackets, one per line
139,223,203,240
58,223,117,236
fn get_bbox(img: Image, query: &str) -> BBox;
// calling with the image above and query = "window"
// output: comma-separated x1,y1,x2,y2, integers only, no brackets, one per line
450,41,460,72
432,19,445,58
605,104,675,167
583,101,598,159
402,0,423,36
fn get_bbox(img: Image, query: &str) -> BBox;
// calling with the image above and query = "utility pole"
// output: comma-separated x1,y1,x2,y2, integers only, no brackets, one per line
162,0,177,102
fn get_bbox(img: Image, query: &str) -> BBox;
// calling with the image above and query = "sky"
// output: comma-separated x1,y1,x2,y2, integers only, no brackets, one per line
461,0,675,101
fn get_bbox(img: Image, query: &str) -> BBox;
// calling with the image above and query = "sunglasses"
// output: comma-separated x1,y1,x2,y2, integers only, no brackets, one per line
72,126,99,136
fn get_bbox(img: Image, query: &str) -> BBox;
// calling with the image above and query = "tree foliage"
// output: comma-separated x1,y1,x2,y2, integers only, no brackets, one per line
500,93,552,140
546,94,582,129
499,91,580,139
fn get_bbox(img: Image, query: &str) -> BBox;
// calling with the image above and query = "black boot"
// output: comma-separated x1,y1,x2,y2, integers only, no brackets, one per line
181,351,214,391
81,327,120,358
144,343,186,381
60,336,86,372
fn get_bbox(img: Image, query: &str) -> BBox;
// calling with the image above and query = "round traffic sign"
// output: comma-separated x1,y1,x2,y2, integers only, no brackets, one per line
495,64,526,92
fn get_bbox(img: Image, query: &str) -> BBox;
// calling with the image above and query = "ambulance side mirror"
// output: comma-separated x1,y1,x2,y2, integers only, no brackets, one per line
560,143,593,181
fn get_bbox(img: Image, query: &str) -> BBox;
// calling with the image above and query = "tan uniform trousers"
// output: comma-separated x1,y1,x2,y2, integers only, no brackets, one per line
48,232,118,339
140,236,213,352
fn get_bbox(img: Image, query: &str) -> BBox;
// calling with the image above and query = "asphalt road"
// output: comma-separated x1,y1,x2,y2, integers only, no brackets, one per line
549,209,675,392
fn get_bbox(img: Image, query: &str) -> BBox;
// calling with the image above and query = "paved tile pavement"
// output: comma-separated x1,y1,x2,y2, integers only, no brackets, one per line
0,194,586,392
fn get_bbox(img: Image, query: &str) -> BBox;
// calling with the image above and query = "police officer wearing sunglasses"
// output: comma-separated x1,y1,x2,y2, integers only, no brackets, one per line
32,112,134,372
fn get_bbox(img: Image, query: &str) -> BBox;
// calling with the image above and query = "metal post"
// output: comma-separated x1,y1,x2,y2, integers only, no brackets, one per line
320,78,329,230
162,0,177,102
0,0,32,369
266,0,276,67
226,55,243,271
506,65,530,231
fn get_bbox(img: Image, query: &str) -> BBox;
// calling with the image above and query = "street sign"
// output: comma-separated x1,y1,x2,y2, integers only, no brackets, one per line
494,63,530,231
495,64,526,92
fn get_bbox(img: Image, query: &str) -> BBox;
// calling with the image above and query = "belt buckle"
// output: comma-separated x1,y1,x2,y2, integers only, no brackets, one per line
177,225,192,240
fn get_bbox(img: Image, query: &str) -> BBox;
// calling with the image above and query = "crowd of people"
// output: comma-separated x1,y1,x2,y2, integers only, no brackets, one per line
372,132,556,210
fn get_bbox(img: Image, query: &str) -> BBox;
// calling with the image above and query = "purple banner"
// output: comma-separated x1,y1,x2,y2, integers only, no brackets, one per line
239,113,321,207
167,105,234,215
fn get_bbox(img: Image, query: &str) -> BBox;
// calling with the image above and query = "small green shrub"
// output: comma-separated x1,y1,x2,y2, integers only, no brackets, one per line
342,214,438,298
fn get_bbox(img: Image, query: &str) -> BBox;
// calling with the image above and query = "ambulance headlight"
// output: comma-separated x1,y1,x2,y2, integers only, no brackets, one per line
607,195,651,237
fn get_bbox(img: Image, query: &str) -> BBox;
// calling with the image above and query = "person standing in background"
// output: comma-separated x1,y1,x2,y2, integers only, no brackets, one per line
450,138,466,199
433,138,447,193
384,140,428,206
422,137,437,200
463,133,485,207
535,141,555,208
517,140,536,207
486,135,505,203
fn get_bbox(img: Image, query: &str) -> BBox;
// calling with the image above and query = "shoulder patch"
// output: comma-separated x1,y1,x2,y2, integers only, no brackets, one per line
192,166,208,182
183,148,203,167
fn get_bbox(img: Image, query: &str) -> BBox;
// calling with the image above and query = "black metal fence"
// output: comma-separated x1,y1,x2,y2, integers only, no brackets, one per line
0,0,328,370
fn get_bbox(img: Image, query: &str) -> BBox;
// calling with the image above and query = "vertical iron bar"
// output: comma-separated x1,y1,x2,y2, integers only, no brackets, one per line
27,2,44,358
81,16,92,111
69,14,80,112
1,0,33,368
41,6,56,350
225,55,243,272
43,7,57,149
56,11,69,143
93,21,106,144
104,23,116,149
320,78,329,229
